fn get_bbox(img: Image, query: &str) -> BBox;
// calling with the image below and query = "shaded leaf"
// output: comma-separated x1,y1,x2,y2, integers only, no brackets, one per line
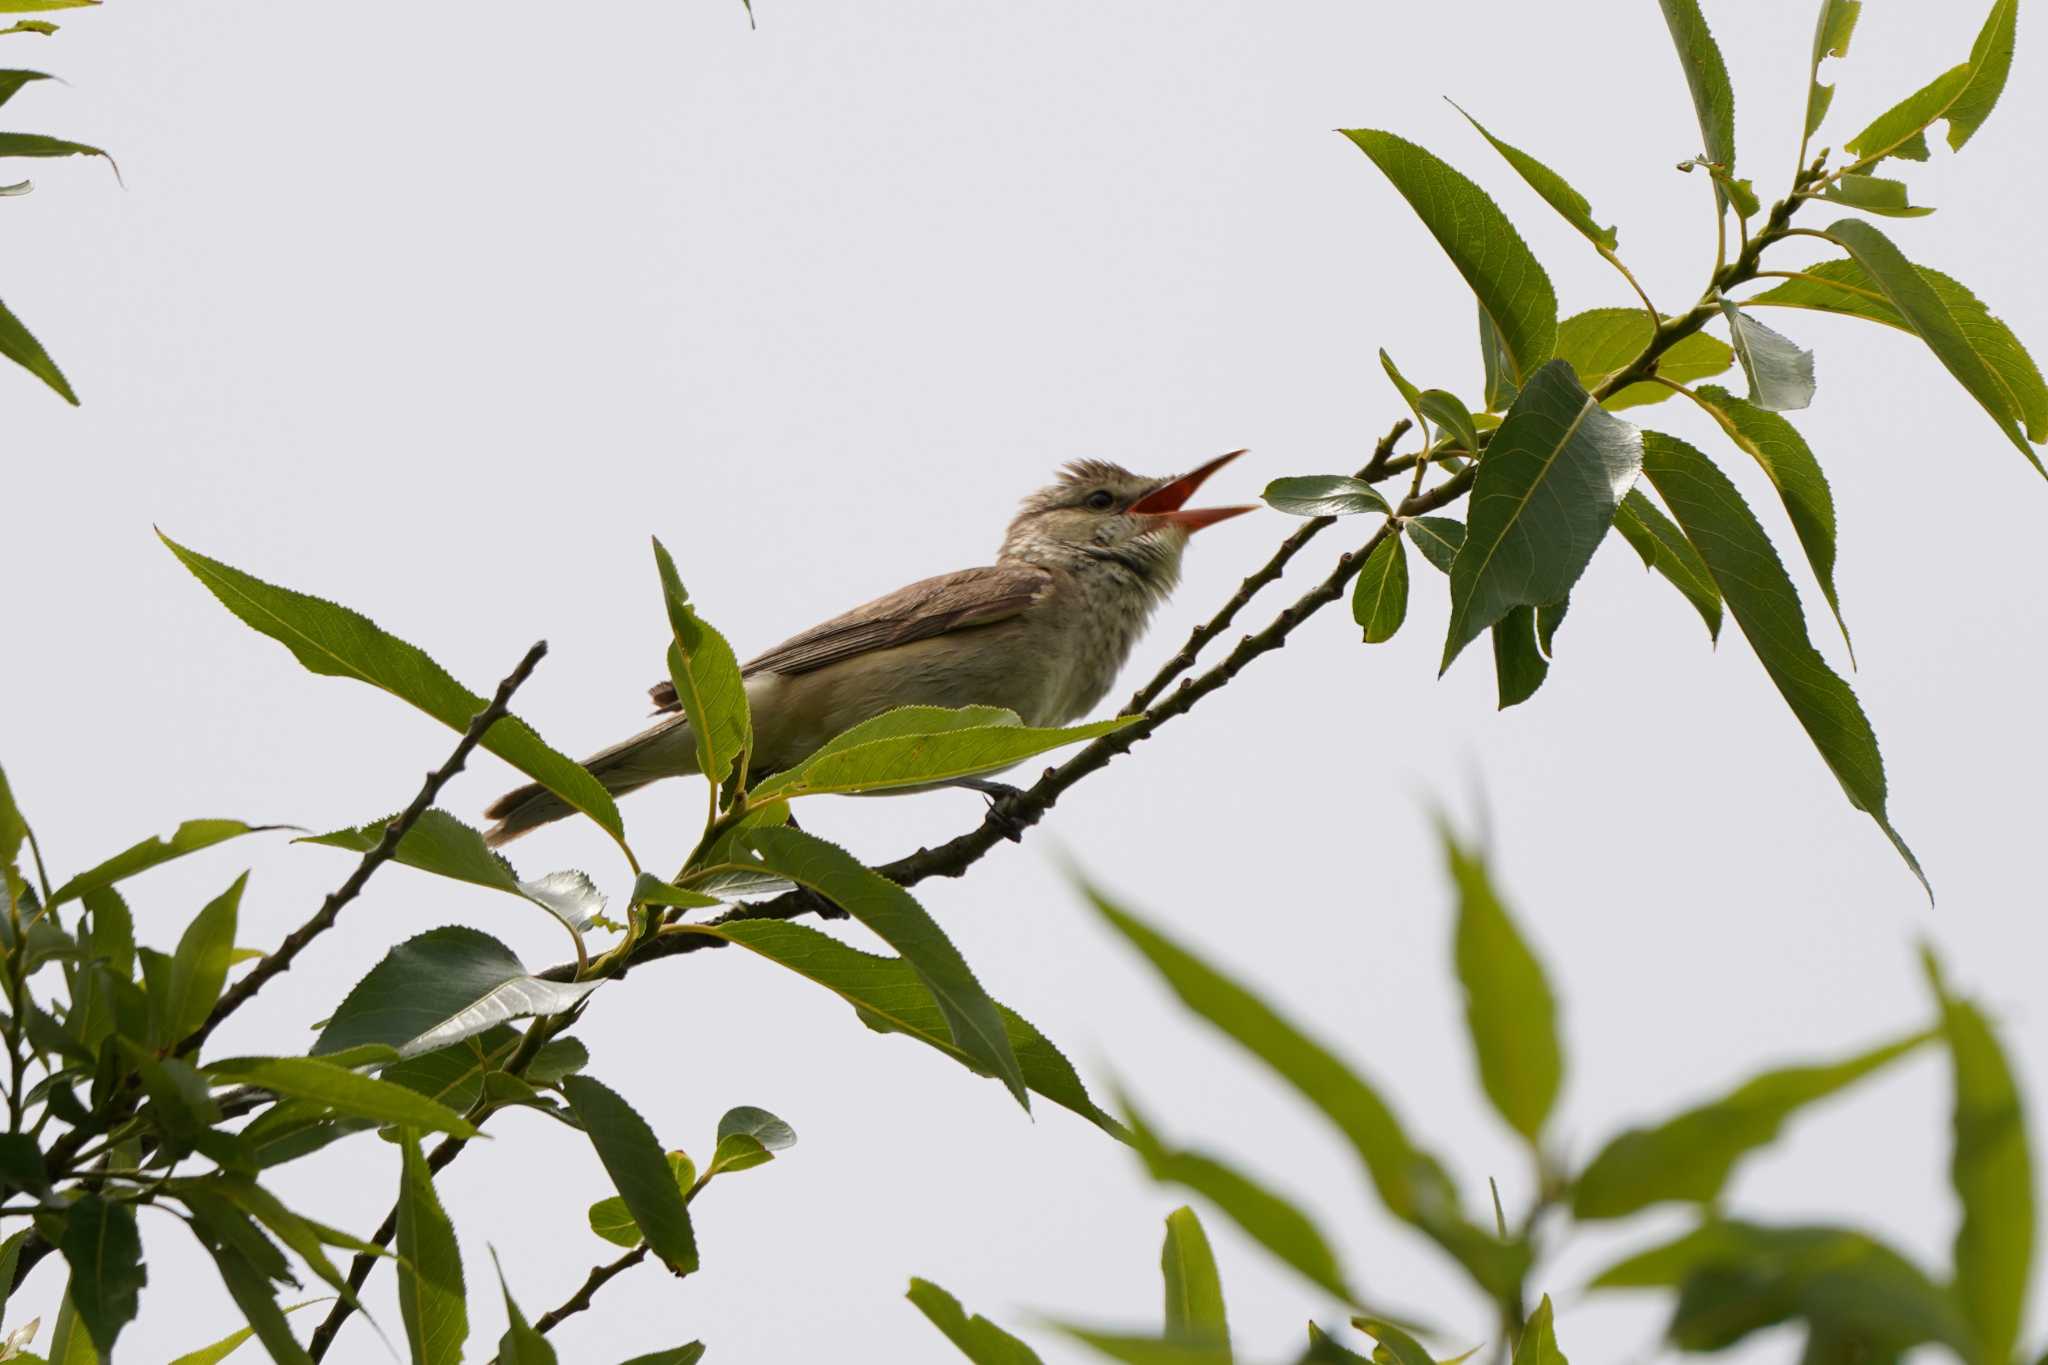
672,919,1121,1137
1351,535,1408,644
1160,1207,1228,1349
1553,308,1734,412
395,1129,468,1365
1491,601,1567,711
0,294,70,404
630,874,721,911
1451,100,1615,251
584,1150,692,1249
1343,130,1557,387
1573,1029,1931,1219
56,1197,143,1355
1640,432,1923,891
159,534,624,840
1442,360,1641,671
301,810,601,934
0,68,54,108
167,1298,320,1365
1261,477,1390,519
724,827,1025,1107
50,820,272,907
618,1348,705,1365
755,715,1134,801
652,537,750,791
1657,0,1738,209
1478,305,1520,412
0,133,110,176
1611,490,1722,640
907,1278,1045,1365
492,1250,559,1365
561,1075,698,1273
1418,391,1481,455
1444,826,1561,1144
1923,949,2033,1365
1405,517,1464,575
1720,303,1815,412
313,925,599,1060
205,1057,480,1137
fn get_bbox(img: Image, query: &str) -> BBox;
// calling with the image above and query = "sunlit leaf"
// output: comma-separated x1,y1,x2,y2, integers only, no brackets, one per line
755,716,1134,801
50,819,274,907
1719,304,1815,412
1817,173,1933,218
1844,0,2014,168
1451,100,1615,251
1510,1297,1566,1365
1052,1325,1233,1365
906,1279,1045,1365
301,809,604,935
166,1299,321,1365
1160,1207,1228,1350
1444,826,1561,1144
313,926,599,1061
1553,308,1733,412
162,873,244,1048
1418,391,1481,454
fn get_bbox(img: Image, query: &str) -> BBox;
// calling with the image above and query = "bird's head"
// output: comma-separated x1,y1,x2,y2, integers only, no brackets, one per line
999,450,1253,584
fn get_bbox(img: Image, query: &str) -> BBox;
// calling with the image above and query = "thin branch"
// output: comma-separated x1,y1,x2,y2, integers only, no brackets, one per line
529,1245,650,1344
177,640,549,1059
1122,418,1411,715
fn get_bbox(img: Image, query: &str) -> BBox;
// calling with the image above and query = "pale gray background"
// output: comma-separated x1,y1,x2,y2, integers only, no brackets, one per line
6,1,2045,1360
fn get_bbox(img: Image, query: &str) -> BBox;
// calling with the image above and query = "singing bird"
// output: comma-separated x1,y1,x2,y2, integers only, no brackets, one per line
483,452,1253,844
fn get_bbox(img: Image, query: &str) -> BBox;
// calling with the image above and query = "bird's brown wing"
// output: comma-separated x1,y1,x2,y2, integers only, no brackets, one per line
647,563,1053,712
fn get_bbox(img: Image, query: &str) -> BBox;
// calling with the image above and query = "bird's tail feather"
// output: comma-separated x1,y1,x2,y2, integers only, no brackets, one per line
483,714,696,846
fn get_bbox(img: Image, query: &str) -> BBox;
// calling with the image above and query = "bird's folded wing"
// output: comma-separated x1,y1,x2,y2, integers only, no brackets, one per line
648,563,1053,712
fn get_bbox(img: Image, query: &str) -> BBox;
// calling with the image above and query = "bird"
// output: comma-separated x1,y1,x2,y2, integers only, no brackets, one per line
482,452,1253,845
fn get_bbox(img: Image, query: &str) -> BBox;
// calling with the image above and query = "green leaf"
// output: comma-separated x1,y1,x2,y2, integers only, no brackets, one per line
492,1249,559,1365
1656,0,1738,208
1820,220,2043,474
651,536,751,791
1490,601,1568,711
707,1104,796,1178
1719,303,1815,413
313,925,599,1060
1746,258,2046,443
1052,1325,1234,1365
1691,387,1846,650
1817,173,1933,218
163,873,244,1047
1478,305,1520,412
0,1226,29,1319
1342,130,1557,387
1553,308,1733,412
1405,516,1464,574
725,827,1026,1108
560,1075,698,1273
1260,476,1390,519
0,70,45,108
57,1196,144,1355
1442,360,1642,671
1380,349,1426,425
1348,1317,1434,1365
1572,1029,1932,1219
755,715,1134,801
585,1150,692,1248
672,920,1121,1137
906,1278,1046,1365
618,1348,706,1365
48,1285,95,1365
629,874,721,910
1450,100,1615,251
0,1,99,11
208,1176,371,1317
1160,1207,1228,1350
0,18,60,35
1444,825,1561,1144
0,1134,47,1199
1804,0,1862,137
1350,535,1408,644
178,1197,313,1365
49,819,273,907
395,1129,468,1365
0,132,110,175
300,808,515,893
158,534,624,841
1302,1322,1373,1364
167,1299,321,1365
1640,432,1923,891
1611,490,1722,639
1844,0,2013,167
1122,1088,1359,1301
1590,1221,1975,1358
1511,1297,1566,1365
205,1057,481,1137
1923,949,2033,1365
1418,391,1481,455
1087,888,1521,1298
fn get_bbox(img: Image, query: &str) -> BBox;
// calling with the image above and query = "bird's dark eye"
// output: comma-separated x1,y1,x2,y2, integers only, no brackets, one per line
1084,490,1116,510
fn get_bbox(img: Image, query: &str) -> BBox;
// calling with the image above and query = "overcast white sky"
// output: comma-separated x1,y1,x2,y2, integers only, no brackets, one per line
7,2,2046,1361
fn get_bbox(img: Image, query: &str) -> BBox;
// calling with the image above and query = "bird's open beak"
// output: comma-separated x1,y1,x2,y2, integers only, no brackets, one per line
1130,449,1255,532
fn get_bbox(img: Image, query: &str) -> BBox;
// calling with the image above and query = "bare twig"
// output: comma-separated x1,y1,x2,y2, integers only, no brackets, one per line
531,1246,650,1342
178,640,549,1059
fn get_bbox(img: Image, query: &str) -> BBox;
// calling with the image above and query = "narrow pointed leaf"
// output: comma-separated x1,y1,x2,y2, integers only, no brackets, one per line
1720,304,1815,412
0,293,74,402
205,1057,480,1136
1746,258,2046,442
906,1279,1046,1365
671,919,1121,1136
50,819,273,906
1343,130,1557,386
619,1347,705,1365
159,535,623,840
395,1130,468,1365
1817,174,1932,218
651,537,750,790
1351,535,1408,644
1445,827,1561,1143
1657,0,1738,208
1923,950,2033,1365
1161,1207,1228,1349
167,1300,321,1365
729,827,1026,1107
1805,0,1862,137
1052,1326,1231,1365
1640,432,1923,890
757,716,1134,800
1573,1029,1932,1218
1553,308,1733,412
1846,0,2013,167
1821,221,2043,474
1511,1297,1566,1365
1349,1317,1433,1365
1261,476,1390,519
1478,306,1520,412
1948,0,2018,150
313,926,598,1060
1612,489,1722,639
561,1075,698,1273
1491,601,1567,710
1442,360,1642,671
57,1196,143,1354
1418,391,1481,454
1380,349,1426,424
1451,101,1615,250
0,68,50,105
164,873,244,1047
493,1250,559,1365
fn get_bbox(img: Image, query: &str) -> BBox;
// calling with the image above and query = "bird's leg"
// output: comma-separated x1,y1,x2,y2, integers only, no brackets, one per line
952,778,1039,843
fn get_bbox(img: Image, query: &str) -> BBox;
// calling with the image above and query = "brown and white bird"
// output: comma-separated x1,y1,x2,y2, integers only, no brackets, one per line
483,452,1252,844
